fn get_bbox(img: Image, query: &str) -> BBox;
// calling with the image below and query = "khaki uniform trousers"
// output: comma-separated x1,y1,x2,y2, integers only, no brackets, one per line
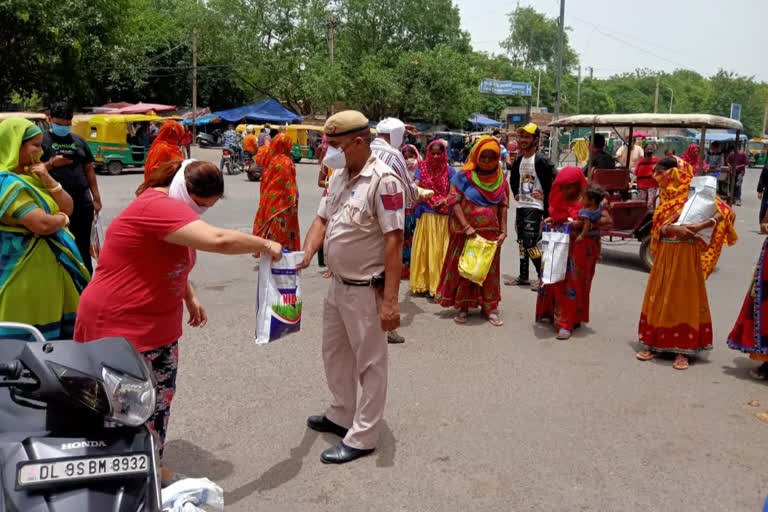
323,278,387,450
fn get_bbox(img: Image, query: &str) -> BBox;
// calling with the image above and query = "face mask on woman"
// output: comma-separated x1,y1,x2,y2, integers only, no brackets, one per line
406,158,417,169
169,160,209,215
323,145,347,169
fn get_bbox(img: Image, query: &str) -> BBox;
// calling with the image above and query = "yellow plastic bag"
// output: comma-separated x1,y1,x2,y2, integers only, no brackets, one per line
458,234,498,285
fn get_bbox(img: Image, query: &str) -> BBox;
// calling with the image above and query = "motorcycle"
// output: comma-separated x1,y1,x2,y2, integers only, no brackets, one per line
221,144,243,175
0,322,161,511
243,152,262,182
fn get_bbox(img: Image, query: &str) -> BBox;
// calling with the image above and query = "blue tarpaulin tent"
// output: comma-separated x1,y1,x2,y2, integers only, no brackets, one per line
212,99,302,123
467,113,503,128
685,129,748,142
183,113,216,126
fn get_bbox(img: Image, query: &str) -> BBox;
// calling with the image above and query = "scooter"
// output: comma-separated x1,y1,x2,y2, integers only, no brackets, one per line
196,130,221,148
0,322,161,511
243,152,262,182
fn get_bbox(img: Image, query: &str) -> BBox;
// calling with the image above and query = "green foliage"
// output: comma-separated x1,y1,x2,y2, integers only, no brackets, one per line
501,6,578,71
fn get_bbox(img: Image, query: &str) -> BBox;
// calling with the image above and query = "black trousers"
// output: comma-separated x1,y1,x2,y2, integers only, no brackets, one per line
516,207,543,282
70,202,95,276
760,199,767,225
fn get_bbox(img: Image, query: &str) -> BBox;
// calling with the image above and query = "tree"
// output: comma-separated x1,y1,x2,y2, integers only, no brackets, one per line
500,6,577,71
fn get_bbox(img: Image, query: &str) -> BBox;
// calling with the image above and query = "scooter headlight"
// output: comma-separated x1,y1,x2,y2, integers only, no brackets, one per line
102,367,155,426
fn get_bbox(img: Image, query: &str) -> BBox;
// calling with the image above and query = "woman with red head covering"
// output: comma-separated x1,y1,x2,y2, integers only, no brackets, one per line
410,139,455,297
434,136,509,326
144,120,184,180
536,166,611,340
400,144,422,279
681,143,708,175
252,133,300,256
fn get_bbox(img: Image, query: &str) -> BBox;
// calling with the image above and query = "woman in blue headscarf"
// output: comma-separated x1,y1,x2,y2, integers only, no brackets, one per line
0,118,89,340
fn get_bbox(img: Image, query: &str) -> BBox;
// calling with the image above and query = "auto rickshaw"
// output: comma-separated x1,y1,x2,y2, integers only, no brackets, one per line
284,124,324,163
549,113,744,271
71,114,164,175
748,137,768,167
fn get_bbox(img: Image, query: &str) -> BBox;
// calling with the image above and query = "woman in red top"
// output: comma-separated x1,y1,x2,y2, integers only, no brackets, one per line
75,159,282,485
179,126,193,159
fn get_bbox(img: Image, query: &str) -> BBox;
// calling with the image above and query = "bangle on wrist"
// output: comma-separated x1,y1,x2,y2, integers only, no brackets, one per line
56,212,70,227
47,182,63,193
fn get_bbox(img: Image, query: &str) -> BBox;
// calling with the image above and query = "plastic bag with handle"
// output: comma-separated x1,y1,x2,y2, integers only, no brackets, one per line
674,175,717,244
458,234,498,285
540,224,570,285
255,251,303,344
89,214,105,260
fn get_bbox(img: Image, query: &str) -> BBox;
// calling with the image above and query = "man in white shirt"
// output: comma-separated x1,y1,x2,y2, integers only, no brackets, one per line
616,141,644,170
505,123,555,290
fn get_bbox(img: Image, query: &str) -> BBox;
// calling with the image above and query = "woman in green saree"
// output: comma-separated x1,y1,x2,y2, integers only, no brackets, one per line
0,118,89,340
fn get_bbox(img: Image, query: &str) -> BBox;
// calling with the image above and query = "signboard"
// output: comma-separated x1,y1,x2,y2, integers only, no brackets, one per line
478,79,533,97
730,103,741,121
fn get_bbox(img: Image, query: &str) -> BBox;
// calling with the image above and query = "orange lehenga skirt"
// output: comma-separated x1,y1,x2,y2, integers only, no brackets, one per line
638,239,713,355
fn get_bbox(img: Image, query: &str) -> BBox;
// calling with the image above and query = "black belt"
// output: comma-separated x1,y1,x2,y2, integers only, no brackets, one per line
341,278,374,287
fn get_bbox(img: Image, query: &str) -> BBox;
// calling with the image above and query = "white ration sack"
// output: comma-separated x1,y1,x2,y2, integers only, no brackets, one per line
255,251,303,344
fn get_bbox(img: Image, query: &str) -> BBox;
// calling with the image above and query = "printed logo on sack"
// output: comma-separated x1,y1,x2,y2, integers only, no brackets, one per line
61,441,107,450
270,287,302,339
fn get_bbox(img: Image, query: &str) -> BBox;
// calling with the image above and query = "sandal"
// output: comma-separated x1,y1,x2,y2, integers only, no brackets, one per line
454,310,468,324
486,311,503,327
750,362,768,381
673,354,689,370
556,329,571,340
322,271,333,279
636,350,656,361
530,282,541,292
504,277,530,287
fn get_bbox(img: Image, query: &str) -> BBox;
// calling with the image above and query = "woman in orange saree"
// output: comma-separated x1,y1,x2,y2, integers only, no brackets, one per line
636,157,737,370
143,121,184,180
252,134,300,256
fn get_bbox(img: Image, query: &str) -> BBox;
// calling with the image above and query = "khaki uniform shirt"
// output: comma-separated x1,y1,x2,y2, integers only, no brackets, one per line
318,155,405,281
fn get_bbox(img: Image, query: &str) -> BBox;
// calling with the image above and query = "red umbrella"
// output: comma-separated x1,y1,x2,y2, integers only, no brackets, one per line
631,130,652,138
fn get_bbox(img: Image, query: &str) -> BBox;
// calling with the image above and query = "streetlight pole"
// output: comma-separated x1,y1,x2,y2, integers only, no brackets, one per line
551,0,565,165
665,86,674,114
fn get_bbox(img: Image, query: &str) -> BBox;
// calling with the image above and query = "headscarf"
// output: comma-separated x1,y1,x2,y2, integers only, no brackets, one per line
376,118,406,149
0,118,42,173
400,144,422,172
651,162,737,279
417,140,453,213
681,144,706,174
548,166,588,223
143,120,184,180
450,135,507,207
261,133,294,184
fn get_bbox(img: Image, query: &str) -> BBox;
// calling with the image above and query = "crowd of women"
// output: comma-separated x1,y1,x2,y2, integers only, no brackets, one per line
2,114,767,483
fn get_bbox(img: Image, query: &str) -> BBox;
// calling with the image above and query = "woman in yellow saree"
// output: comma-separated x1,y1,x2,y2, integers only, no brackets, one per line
636,157,737,370
0,118,89,340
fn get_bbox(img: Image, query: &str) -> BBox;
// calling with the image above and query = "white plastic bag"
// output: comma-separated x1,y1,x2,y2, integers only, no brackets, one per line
675,176,717,244
89,214,105,260
255,251,303,344
161,477,224,512
540,224,570,285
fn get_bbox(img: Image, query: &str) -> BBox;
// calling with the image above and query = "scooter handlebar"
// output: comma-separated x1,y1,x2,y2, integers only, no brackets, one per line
0,360,22,379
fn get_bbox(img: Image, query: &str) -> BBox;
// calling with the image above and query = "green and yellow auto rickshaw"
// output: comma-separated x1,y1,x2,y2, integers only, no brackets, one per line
72,114,164,175
748,137,768,167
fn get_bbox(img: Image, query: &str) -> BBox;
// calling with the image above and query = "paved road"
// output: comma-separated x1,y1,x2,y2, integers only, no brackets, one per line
96,150,768,511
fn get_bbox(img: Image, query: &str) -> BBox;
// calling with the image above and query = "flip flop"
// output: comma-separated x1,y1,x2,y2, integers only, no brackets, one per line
454,311,468,324
486,311,503,327
636,350,656,361
556,329,571,340
504,278,530,287
673,355,689,370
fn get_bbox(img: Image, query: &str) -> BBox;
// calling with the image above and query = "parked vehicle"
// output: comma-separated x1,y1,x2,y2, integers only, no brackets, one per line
71,114,164,175
0,322,161,511
550,113,744,270
243,152,262,182
284,125,324,163
196,129,222,148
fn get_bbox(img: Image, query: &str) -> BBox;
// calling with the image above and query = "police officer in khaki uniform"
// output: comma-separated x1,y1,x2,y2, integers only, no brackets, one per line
298,111,404,464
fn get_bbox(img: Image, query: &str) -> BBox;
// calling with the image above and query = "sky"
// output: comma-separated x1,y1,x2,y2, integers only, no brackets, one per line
455,0,768,82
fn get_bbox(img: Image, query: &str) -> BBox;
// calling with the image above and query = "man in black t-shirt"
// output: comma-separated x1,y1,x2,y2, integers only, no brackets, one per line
42,102,102,275
590,133,616,171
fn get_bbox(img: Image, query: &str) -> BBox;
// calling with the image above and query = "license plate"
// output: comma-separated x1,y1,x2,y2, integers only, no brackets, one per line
17,453,149,488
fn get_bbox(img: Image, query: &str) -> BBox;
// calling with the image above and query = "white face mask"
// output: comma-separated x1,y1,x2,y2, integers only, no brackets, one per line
323,144,347,169
169,160,209,215
406,158,417,169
